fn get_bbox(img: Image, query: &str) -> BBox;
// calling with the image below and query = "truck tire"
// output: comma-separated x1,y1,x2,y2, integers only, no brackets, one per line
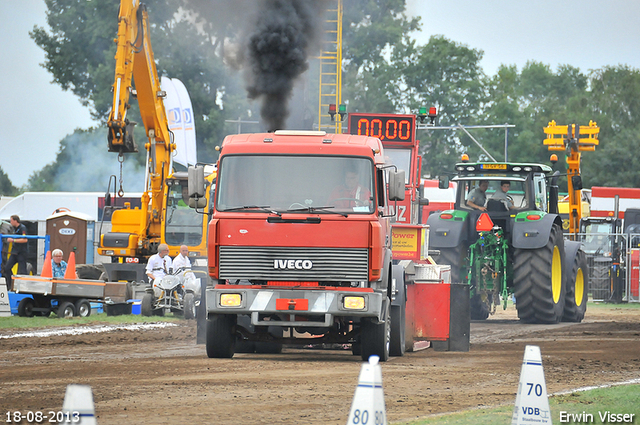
255,326,284,354
513,224,566,324
183,293,196,320
75,264,105,280
141,294,154,317
58,301,76,318
360,302,390,362
18,298,35,317
562,249,588,322
389,304,405,356
591,261,610,300
206,314,236,358
74,299,92,317
438,244,468,284
235,315,256,353
470,293,490,320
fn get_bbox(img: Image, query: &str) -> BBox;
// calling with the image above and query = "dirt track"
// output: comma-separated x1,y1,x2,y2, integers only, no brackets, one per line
1,306,639,425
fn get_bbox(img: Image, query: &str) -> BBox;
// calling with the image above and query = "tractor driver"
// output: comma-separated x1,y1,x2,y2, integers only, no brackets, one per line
466,181,489,211
490,180,516,210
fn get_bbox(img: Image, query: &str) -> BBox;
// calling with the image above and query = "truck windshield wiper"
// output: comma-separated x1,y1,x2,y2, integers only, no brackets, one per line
287,205,348,217
221,205,281,216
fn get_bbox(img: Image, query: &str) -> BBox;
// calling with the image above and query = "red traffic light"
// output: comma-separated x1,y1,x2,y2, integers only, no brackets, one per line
428,107,437,117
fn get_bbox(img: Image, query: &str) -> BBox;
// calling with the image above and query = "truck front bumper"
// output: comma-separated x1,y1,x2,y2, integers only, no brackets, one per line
206,286,385,327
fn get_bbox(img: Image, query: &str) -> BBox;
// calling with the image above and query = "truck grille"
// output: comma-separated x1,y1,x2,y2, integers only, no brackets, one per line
219,246,369,282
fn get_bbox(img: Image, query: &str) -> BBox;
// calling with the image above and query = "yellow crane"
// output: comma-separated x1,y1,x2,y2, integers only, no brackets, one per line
98,0,214,284
543,120,599,236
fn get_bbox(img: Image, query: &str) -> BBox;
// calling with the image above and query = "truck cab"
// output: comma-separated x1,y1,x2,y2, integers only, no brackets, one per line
195,130,405,360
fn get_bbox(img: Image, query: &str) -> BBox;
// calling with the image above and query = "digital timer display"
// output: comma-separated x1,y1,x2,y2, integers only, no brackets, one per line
348,113,416,143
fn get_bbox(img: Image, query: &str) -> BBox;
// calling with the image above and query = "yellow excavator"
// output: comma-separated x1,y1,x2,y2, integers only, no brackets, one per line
92,0,215,289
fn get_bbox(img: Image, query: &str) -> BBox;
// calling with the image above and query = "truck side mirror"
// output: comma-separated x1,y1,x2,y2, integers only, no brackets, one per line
388,170,405,201
188,165,205,198
438,175,449,189
571,175,583,191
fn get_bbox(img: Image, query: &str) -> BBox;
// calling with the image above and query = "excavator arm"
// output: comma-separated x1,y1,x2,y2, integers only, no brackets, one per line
106,0,175,252
544,120,599,236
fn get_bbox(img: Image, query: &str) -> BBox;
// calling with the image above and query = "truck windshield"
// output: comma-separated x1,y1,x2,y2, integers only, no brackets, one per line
165,182,205,245
216,155,375,214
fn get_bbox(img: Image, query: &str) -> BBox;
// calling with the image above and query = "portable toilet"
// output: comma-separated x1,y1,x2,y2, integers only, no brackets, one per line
46,212,95,265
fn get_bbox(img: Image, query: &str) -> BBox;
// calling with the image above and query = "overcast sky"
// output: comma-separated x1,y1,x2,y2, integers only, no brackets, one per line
2,0,640,188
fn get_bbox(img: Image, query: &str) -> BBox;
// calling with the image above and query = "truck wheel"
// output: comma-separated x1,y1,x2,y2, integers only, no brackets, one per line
470,293,490,320
18,298,35,317
75,264,105,280
206,314,236,359
183,293,196,320
58,301,76,318
255,326,284,354
514,224,566,324
360,302,390,362
563,249,588,322
390,265,407,356
438,244,468,283
591,261,610,300
389,304,406,356
141,294,154,316
74,299,92,317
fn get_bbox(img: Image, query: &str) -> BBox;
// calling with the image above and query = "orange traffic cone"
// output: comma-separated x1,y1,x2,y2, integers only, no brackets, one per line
65,251,77,279
41,251,52,278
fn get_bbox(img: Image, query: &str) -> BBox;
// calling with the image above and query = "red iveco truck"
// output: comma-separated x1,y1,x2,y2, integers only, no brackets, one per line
189,130,406,361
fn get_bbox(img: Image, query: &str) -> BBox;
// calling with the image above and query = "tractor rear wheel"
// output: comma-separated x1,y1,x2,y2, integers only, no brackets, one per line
470,293,490,320
438,244,468,284
563,249,588,322
513,224,566,324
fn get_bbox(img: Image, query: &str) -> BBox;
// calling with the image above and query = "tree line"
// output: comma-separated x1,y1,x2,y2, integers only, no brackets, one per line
2,0,639,195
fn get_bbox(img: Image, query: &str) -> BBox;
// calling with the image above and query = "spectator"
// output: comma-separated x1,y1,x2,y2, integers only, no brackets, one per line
145,243,172,282
51,249,68,278
2,215,28,291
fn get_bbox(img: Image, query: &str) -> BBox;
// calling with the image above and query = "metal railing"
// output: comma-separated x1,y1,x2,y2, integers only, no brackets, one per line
575,232,639,303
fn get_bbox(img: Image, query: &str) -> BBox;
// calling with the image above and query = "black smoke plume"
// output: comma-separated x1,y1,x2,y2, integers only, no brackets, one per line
244,0,326,132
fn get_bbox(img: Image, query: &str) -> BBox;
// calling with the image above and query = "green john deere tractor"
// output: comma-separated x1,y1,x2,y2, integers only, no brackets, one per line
427,162,588,324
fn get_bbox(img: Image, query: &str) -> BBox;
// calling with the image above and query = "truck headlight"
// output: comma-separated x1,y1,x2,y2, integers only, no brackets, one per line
343,296,365,310
220,293,242,307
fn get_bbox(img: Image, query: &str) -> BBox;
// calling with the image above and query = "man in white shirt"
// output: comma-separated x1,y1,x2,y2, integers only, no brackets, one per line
172,245,191,271
145,243,173,282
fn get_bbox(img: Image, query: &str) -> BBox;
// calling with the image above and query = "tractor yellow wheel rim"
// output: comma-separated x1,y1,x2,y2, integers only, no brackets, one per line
575,268,585,306
552,246,562,303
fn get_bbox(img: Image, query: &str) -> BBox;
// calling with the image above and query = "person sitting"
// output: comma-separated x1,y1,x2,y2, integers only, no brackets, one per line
145,243,173,283
328,170,372,210
51,249,68,278
490,180,516,210
466,181,488,211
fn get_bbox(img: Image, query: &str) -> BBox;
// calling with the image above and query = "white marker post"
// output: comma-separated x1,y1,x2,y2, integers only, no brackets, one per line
347,355,387,425
60,384,97,425
0,278,11,317
512,345,552,425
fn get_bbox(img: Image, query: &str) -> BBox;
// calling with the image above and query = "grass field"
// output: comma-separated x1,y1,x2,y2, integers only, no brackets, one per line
398,384,640,425
0,312,182,329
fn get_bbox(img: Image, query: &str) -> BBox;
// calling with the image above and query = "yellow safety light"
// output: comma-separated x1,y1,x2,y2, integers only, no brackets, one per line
220,293,242,307
461,154,469,162
343,296,365,310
